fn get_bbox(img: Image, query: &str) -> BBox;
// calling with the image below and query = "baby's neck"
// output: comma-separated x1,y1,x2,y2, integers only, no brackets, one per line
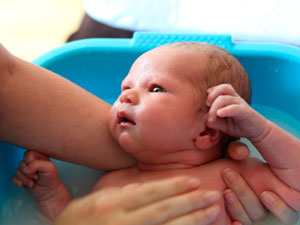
135,147,223,171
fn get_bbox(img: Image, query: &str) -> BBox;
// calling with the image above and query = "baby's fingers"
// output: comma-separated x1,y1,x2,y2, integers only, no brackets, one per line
206,84,239,107
120,177,202,210
208,95,242,123
12,169,34,188
19,160,38,180
12,175,24,188
23,150,49,164
25,159,57,175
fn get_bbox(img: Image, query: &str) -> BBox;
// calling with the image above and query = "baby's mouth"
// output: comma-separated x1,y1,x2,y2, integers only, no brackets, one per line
117,111,136,126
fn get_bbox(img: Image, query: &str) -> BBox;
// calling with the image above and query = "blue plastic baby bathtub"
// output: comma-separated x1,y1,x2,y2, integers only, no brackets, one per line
1,32,300,224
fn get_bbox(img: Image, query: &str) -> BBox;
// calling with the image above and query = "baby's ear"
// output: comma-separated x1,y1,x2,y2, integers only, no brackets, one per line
194,127,221,150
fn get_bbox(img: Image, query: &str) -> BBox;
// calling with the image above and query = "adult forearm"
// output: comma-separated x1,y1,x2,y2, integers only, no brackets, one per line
0,44,135,170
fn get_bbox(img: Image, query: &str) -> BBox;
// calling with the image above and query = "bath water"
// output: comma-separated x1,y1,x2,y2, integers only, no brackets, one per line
1,104,299,225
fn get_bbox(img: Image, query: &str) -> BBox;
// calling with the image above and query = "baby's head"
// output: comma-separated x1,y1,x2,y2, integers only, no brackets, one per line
165,42,251,110
109,42,250,170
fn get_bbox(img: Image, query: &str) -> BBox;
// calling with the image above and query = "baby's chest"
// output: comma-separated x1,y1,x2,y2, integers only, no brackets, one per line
93,161,235,193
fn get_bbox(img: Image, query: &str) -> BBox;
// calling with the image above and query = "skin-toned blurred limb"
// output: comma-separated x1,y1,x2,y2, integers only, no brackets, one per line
0,43,135,170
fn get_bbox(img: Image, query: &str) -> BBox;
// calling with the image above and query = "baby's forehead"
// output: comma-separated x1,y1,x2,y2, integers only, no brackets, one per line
148,44,208,70
125,43,210,86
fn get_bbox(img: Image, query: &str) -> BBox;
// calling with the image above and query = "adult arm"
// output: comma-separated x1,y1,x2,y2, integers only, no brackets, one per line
0,43,135,170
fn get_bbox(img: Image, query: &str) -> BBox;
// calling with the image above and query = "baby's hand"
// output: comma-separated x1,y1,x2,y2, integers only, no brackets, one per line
12,150,62,199
206,84,269,142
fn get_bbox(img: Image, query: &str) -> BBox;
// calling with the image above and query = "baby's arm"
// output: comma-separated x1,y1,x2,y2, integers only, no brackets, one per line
12,150,71,221
206,84,300,191
0,44,135,170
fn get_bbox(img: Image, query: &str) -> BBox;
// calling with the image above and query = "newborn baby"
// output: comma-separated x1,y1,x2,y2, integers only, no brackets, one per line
13,42,300,224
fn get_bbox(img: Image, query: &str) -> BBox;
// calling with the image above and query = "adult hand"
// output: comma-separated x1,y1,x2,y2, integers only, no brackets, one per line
224,141,299,225
54,177,222,225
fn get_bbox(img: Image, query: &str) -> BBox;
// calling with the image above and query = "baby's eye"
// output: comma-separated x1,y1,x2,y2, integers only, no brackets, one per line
150,85,166,93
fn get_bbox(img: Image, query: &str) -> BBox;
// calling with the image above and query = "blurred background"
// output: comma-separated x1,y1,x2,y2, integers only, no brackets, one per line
0,0,83,61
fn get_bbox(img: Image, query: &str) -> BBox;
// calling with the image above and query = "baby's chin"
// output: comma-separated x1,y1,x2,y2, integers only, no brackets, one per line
118,133,142,155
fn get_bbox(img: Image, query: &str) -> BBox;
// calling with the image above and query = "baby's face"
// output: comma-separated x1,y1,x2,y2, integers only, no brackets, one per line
109,46,207,162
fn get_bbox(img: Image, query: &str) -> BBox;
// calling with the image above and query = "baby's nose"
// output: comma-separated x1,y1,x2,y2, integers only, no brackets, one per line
119,89,139,105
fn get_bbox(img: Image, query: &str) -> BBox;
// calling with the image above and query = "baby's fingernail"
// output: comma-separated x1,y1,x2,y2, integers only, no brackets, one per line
261,192,277,207
223,168,238,184
205,205,220,221
204,191,221,204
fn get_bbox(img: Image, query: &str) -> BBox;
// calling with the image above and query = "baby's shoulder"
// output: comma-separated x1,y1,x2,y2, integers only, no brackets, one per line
91,166,142,191
188,157,267,183
208,156,266,171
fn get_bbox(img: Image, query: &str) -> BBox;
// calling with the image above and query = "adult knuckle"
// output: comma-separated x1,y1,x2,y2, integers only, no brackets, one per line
145,187,160,199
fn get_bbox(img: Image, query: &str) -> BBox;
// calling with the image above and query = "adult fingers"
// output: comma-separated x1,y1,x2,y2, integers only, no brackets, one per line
130,189,221,225
224,189,252,225
222,168,267,222
261,191,299,225
226,141,250,161
121,177,202,210
162,205,220,225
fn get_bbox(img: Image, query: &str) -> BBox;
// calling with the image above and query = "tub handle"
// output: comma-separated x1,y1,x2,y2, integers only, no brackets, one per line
130,32,233,50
